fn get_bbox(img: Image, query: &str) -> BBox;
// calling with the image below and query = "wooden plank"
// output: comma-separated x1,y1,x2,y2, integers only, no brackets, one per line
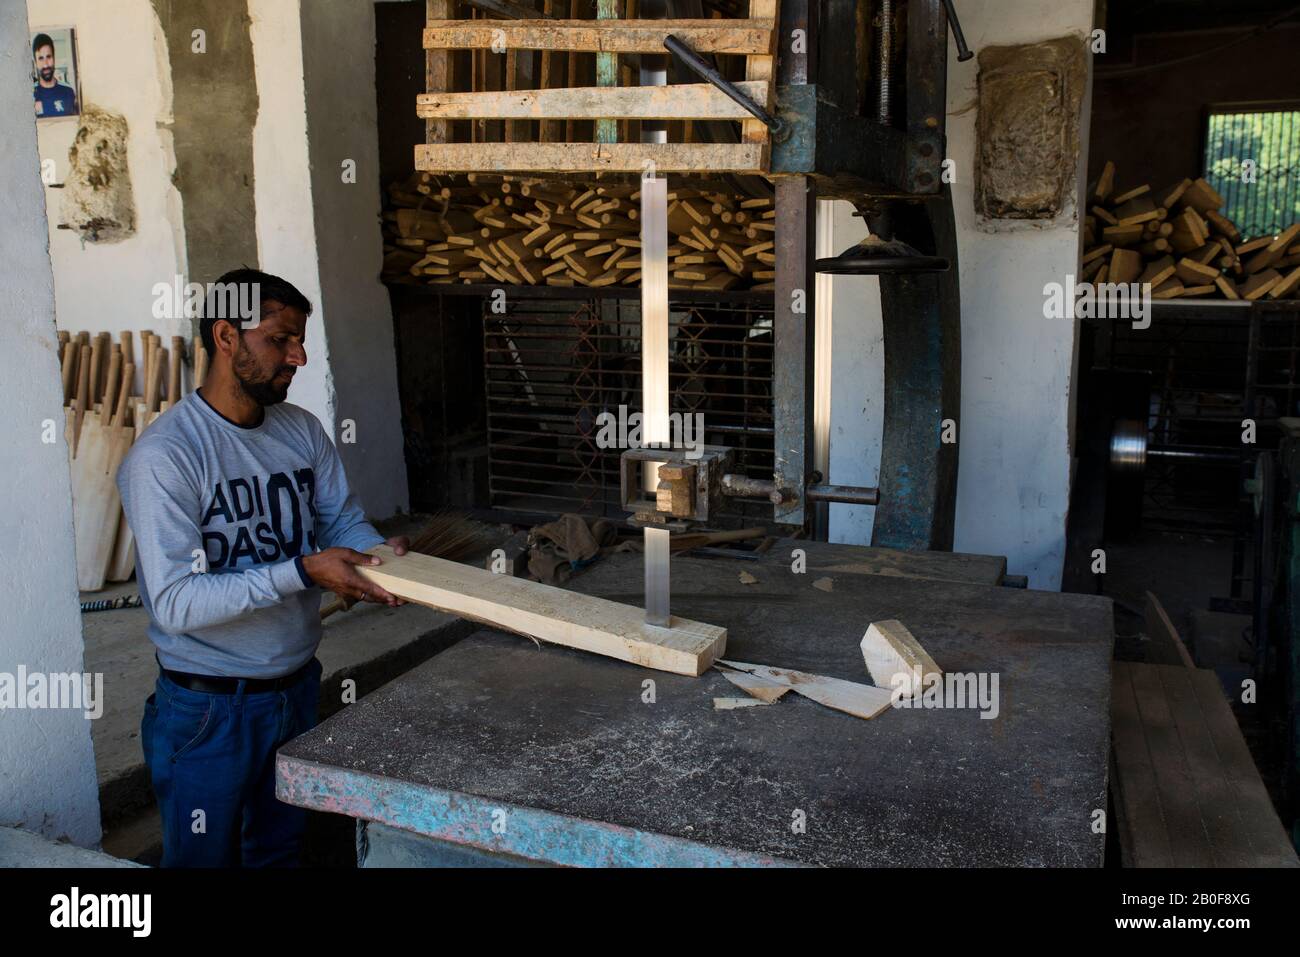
860,619,941,694
417,81,768,120
1188,668,1300,867
742,0,777,144
1111,661,1175,867
717,667,792,703
423,19,774,53
1125,661,1216,866
417,141,766,173
357,544,726,676
1157,665,1251,866
718,659,893,720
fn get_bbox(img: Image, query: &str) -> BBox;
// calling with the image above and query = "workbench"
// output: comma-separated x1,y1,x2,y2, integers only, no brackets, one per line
276,541,1114,866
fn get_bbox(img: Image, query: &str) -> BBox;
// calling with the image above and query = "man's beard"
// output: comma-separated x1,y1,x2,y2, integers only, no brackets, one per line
39,67,54,82
232,343,293,406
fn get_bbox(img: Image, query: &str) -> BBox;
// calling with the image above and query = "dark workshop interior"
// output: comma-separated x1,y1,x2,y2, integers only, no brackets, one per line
3,0,1299,901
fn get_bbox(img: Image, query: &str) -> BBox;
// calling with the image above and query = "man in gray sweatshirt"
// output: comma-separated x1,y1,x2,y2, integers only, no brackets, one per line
117,268,408,867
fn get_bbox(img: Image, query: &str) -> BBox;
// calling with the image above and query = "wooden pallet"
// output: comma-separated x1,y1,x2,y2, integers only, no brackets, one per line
416,1,779,175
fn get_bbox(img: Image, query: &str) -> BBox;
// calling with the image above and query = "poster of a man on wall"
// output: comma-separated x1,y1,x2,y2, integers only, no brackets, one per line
31,27,80,119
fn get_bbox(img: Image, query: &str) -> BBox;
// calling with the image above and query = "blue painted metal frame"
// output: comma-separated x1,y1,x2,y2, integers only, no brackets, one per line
277,755,796,868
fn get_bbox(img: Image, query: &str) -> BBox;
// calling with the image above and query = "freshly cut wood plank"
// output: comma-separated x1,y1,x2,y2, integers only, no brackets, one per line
417,142,766,173
717,660,894,720
717,666,791,703
861,619,941,694
417,81,768,120
358,545,725,676
713,697,769,710
423,19,774,54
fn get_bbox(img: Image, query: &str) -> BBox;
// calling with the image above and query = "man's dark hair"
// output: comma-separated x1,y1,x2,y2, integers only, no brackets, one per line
200,268,312,356
32,33,54,57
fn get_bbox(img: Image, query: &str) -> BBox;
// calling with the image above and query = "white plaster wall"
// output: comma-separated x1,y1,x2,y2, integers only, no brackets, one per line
299,0,409,519
0,2,103,847
947,0,1093,590
248,0,335,440
29,0,188,396
825,0,1093,590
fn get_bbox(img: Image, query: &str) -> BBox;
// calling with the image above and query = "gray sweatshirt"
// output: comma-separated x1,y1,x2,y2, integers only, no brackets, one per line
116,391,383,678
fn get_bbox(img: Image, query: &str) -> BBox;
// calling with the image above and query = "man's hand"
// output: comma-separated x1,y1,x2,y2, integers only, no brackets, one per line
386,535,410,556
302,548,402,607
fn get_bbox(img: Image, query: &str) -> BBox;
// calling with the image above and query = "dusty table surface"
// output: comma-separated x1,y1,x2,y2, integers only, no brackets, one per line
278,550,1114,866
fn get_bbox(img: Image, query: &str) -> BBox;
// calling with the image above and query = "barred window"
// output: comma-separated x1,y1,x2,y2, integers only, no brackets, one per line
1204,103,1300,238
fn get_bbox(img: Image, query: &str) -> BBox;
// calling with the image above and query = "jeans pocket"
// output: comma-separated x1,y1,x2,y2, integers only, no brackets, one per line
165,699,218,763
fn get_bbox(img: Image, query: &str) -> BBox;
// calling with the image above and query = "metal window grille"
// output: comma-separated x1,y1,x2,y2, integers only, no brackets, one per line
1205,102,1300,238
482,289,776,521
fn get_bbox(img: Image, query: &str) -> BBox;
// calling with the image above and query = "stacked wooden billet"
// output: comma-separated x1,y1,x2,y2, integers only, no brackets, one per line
381,171,776,291
1081,162,1300,301
59,329,202,591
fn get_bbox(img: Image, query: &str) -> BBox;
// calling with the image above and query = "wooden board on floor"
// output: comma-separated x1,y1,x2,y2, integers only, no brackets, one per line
1110,661,1299,868
357,544,725,676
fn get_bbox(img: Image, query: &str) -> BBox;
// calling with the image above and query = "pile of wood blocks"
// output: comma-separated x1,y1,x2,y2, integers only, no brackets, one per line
1082,163,1300,300
382,172,776,291
61,329,204,591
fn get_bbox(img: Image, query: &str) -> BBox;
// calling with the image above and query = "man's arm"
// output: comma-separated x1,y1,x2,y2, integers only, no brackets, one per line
118,440,313,635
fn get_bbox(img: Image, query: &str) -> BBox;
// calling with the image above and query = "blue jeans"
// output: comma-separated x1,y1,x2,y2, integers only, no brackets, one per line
141,658,322,868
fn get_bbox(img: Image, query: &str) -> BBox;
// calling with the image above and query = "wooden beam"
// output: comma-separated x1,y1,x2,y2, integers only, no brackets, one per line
416,141,766,173
426,0,453,145
423,19,774,53
357,545,726,676
417,81,768,120
742,0,777,144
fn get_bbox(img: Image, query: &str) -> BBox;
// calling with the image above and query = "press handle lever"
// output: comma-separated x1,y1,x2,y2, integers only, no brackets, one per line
941,0,974,62
662,34,788,141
